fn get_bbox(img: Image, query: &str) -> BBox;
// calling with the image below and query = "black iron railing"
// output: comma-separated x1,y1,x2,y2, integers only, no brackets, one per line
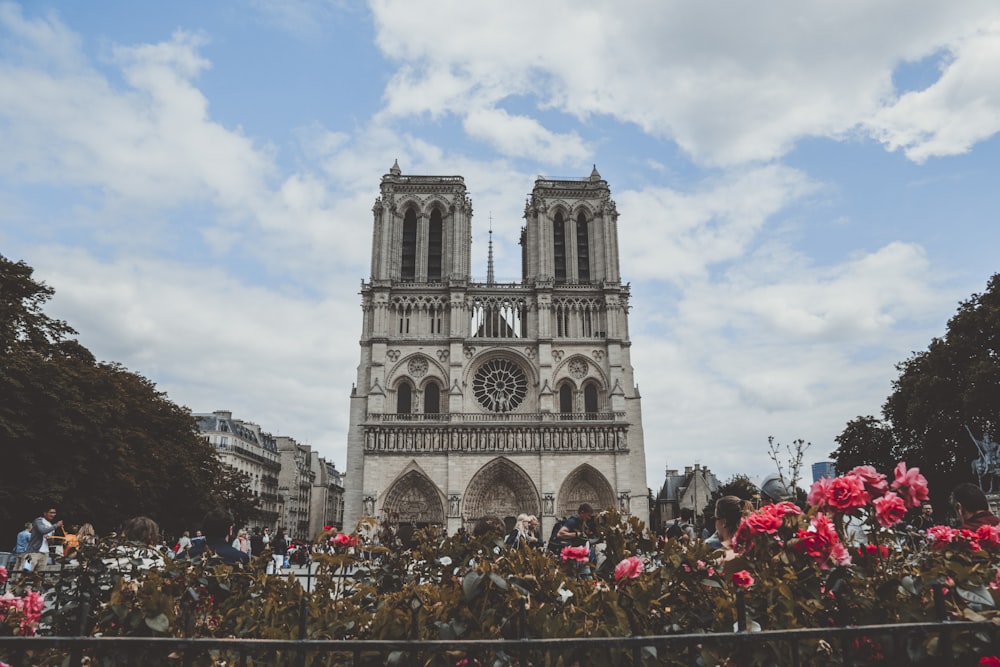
0,620,997,667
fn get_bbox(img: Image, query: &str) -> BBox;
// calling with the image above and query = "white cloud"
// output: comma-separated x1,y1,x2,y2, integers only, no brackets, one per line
865,20,1000,162
463,108,589,164
370,1,1000,166
633,239,954,483
617,165,818,282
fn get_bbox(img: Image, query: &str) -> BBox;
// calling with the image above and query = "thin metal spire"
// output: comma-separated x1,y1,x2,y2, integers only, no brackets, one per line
486,212,495,285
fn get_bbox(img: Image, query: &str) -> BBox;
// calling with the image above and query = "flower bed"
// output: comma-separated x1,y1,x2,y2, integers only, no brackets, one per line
3,463,1000,665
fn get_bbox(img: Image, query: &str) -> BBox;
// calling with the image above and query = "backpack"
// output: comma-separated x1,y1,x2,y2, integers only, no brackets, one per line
547,518,568,553
665,520,683,539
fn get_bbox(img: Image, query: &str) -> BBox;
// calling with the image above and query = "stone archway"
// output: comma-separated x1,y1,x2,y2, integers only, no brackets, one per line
464,457,540,524
557,464,616,517
380,469,446,525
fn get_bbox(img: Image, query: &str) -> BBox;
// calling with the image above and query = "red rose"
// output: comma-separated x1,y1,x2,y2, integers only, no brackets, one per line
731,570,755,588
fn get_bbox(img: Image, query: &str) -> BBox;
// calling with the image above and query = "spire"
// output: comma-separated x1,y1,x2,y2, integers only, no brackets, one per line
590,164,601,181
389,159,401,176
486,212,495,285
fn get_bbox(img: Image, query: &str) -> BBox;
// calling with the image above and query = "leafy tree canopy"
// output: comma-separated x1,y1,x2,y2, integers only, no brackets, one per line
0,255,259,539
833,273,1000,506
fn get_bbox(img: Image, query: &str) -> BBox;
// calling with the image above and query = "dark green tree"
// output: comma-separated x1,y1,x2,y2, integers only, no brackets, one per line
833,273,1000,504
833,415,898,474
0,255,259,539
715,474,759,502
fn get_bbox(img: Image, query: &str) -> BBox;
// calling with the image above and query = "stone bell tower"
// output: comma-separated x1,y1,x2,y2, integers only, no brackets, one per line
343,162,648,537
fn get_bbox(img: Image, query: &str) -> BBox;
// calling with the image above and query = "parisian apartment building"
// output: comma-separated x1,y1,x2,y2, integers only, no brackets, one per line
194,410,345,539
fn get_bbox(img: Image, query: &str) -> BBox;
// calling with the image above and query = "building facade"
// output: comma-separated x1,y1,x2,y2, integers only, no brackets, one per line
651,464,719,535
276,436,315,540
343,162,649,536
310,458,346,537
194,410,281,529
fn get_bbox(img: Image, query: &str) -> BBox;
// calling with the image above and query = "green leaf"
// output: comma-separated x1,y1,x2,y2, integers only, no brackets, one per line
956,585,994,608
144,613,170,633
463,571,484,602
488,572,508,590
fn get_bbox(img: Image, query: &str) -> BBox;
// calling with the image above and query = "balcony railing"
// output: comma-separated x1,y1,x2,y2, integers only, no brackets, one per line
368,412,624,424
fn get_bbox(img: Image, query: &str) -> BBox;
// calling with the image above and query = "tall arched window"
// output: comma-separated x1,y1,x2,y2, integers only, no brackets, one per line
428,208,443,282
401,208,417,282
576,211,590,283
559,384,573,418
424,382,440,415
553,212,566,283
397,383,412,414
583,383,599,416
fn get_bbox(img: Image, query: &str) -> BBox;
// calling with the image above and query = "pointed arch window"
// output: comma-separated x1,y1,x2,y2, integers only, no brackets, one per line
553,212,566,284
583,382,599,416
401,208,417,282
428,208,443,282
424,382,440,415
397,382,412,415
559,384,573,418
576,211,590,283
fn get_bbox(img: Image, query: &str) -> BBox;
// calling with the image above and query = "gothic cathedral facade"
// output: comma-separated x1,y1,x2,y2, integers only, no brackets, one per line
343,162,649,536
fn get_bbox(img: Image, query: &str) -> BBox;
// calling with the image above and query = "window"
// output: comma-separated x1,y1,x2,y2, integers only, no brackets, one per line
428,208,443,281
424,382,440,414
553,212,566,283
473,358,528,412
401,208,417,281
559,384,573,418
584,383,599,415
576,211,590,283
397,383,412,414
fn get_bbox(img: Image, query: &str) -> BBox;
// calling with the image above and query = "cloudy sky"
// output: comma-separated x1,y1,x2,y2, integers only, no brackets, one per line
3,1,999,491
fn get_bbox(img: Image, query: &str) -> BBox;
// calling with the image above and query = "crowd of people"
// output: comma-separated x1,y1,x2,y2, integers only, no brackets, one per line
6,506,311,574
9,478,1000,582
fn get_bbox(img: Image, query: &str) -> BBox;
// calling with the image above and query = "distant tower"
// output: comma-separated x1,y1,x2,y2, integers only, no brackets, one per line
343,163,649,536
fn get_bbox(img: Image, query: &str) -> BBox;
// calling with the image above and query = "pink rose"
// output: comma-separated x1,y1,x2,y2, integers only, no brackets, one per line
873,491,907,528
927,525,957,548
561,545,590,562
826,475,869,512
849,465,889,498
332,533,351,546
890,462,929,509
977,524,1000,551
731,570,755,588
613,556,644,585
807,477,833,510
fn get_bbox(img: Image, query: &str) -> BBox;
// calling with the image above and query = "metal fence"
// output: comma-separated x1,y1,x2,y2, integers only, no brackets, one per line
0,620,998,666
4,562,999,665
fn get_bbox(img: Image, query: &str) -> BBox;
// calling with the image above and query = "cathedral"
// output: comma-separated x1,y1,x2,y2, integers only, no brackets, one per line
343,161,649,537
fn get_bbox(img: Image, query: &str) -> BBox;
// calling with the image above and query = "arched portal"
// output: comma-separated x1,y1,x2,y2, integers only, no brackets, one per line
557,464,616,517
464,457,540,525
380,468,446,526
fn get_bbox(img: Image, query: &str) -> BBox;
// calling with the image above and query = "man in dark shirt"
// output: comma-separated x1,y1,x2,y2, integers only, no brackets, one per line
188,508,250,566
952,482,1000,531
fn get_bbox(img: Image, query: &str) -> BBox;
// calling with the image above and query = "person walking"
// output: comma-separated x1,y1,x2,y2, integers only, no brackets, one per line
20,506,62,571
271,528,289,573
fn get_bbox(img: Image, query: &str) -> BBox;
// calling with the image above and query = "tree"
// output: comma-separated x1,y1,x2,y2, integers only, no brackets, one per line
833,416,898,474
0,254,259,539
715,474,759,502
833,273,1000,504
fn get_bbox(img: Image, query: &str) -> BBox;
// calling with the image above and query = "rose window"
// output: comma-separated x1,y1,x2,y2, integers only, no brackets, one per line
473,358,528,412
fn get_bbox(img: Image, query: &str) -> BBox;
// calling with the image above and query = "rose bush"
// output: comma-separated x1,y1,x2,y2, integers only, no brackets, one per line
5,464,1000,666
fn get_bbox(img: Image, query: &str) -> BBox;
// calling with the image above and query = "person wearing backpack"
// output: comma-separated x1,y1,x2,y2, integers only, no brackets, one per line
664,507,696,540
